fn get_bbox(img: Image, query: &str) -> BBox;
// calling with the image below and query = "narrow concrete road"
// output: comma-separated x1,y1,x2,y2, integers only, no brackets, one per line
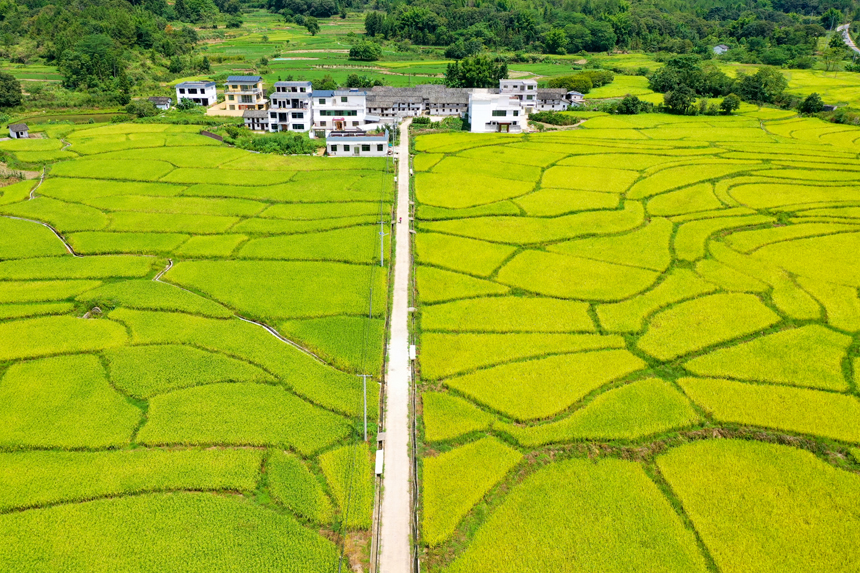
378,119,413,573
837,23,860,54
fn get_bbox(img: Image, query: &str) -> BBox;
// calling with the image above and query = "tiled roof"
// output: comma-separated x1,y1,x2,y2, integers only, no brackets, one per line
8,123,27,131
243,110,269,118
227,75,262,82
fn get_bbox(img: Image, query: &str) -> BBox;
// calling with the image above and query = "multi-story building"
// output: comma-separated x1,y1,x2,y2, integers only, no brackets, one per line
224,75,267,111
175,81,216,106
267,80,313,132
312,89,368,131
499,79,539,113
536,88,570,111
468,90,526,133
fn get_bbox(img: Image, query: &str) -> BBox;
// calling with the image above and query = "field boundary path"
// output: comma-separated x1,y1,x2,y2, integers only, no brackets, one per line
837,23,860,54
377,118,413,573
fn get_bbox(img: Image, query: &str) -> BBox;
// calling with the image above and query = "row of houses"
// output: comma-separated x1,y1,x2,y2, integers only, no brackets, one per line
174,77,583,136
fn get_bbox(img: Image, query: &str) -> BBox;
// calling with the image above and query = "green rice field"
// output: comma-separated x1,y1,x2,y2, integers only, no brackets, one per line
414,110,860,572
0,122,393,571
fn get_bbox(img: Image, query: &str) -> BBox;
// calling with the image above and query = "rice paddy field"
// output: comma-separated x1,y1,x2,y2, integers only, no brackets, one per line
414,109,860,572
0,122,394,571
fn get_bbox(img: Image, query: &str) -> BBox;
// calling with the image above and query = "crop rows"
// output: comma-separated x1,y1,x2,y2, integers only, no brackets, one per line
0,122,391,571
413,111,860,572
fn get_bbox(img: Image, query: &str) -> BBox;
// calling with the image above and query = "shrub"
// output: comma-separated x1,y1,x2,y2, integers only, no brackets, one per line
529,111,580,125
349,40,382,61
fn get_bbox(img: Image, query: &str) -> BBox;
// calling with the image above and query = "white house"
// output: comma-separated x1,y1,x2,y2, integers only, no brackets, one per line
468,90,525,133
713,44,730,55
326,130,389,157
268,80,313,133
8,123,28,139
313,89,368,132
148,96,172,110
536,89,569,111
175,81,216,106
566,91,585,105
499,79,538,112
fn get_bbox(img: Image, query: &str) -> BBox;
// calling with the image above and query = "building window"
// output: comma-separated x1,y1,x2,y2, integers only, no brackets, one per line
300,87,306,92
270,113,277,119
492,110,506,117
377,144,384,151
352,121,359,126
292,112,303,119
228,95,234,101
526,95,534,100
293,124,304,130
179,88,185,94
341,96,348,102
228,105,235,110
343,145,350,151
362,145,370,152
513,110,519,117
319,99,326,105
330,145,337,152
320,121,326,126
527,85,534,90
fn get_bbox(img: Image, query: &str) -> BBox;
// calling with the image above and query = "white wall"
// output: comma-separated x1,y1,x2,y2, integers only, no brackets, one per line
327,139,388,157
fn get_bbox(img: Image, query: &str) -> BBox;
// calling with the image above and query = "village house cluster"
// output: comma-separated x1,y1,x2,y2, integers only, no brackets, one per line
172,76,583,156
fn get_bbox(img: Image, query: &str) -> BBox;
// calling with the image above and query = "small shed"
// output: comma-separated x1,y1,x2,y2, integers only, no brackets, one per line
8,123,28,139
148,96,172,110
713,44,730,55
243,109,269,131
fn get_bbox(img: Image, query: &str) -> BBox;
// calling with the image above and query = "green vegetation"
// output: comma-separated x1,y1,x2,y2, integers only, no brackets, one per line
500,379,701,446
105,345,273,398
0,355,140,448
679,377,860,443
422,392,496,442
0,493,339,572
0,122,392,568
0,449,263,511
445,349,646,421
414,115,860,566
638,293,781,360
445,458,709,573
658,440,860,573
319,443,374,530
423,438,522,546
268,451,334,524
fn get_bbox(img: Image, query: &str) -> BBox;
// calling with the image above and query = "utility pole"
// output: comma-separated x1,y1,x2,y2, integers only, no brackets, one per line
358,374,372,441
379,218,388,267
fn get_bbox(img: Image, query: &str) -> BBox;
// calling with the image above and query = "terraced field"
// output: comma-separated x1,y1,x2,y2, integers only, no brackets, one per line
0,123,393,571
414,110,860,572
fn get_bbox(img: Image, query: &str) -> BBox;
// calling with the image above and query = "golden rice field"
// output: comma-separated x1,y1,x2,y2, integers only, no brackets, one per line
0,123,393,571
414,109,860,572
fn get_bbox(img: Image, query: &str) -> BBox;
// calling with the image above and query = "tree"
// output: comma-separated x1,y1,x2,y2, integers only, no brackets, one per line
201,56,211,72
305,17,319,36
169,56,183,73
0,72,22,108
616,94,647,114
444,55,507,88
720,93,741,114
547,74,592,94
349,40,382,61
821,8,842,30
544,28,567,55
798,92,824,114
664,85,695,114
735,67,787,103
125,100,159,118
822,48,845,72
